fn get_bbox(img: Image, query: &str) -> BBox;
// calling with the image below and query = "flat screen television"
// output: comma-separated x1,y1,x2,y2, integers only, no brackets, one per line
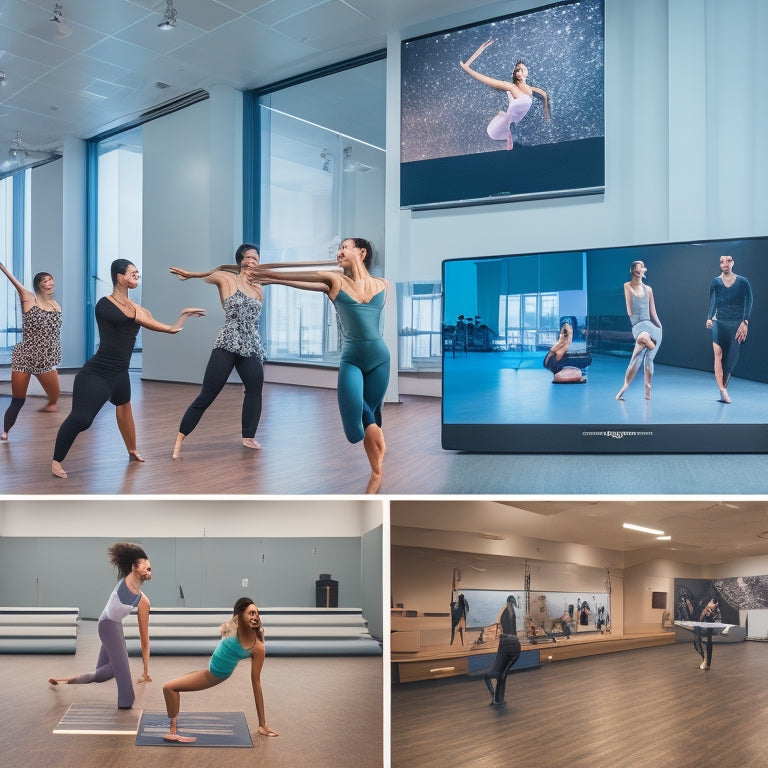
400,0,604,210
441,236,768,453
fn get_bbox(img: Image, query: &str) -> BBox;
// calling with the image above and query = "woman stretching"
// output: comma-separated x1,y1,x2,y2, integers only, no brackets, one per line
616,260,662,401
162,597,279,742
250,238,389,494
48,542,152,708
51,259,204,478
169,244,266,459
0,262,62,439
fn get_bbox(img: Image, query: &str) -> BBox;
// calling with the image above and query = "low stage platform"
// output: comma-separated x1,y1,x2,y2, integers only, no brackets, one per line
392,629,675,683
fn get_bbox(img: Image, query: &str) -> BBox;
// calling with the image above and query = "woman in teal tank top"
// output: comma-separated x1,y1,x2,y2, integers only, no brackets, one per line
249,238,389,494
161,597,278,742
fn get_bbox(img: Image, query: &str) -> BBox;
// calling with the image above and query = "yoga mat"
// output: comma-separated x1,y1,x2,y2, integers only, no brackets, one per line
53,703,140,734
135,711,253,747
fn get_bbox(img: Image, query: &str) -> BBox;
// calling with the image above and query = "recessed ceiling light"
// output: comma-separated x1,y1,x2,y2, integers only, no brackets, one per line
623,523,665,535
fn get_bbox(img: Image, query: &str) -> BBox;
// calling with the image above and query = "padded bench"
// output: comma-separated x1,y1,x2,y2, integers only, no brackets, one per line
0,607,80,654
124,607,381,656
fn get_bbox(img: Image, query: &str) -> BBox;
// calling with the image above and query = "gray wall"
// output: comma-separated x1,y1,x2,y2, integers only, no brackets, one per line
0,536,366,621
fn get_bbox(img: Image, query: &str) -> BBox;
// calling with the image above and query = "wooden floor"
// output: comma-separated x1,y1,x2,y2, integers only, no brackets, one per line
2,374,768,495
0,620,382,768
392,640,768,767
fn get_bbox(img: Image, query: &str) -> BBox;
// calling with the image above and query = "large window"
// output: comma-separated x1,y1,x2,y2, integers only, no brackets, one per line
87,128,143,361
252,56,386,367
0,171,30,365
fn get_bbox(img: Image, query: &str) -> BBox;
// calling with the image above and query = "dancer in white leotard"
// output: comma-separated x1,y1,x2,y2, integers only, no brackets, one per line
460,39,550,150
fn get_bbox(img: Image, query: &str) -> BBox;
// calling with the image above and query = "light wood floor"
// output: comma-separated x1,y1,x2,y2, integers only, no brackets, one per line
0,620,382,768
2,374,768,495
392,640,768,768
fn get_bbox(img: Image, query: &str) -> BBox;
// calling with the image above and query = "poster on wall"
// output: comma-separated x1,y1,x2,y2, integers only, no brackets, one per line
400,0,605,209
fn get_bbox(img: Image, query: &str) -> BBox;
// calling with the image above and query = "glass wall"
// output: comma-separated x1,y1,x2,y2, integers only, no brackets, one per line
0,171,30,365
87,127,143,361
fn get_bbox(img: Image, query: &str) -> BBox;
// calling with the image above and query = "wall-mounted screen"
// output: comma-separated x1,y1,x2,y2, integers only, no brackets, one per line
400,0,604,210
442,236,768,453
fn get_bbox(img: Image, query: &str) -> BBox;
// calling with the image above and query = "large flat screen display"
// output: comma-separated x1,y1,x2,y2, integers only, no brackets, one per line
401,0,604,210
442,236,768,453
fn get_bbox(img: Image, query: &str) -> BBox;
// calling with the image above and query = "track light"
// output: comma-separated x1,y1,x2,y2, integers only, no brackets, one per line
158,0,178,30
50,1,63,23
0,70,7,84
623,523,665,536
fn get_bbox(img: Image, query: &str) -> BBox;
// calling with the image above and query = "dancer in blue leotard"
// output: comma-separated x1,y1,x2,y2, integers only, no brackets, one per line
161,597,278,742
48,542,152,708
706,254,752,403
616,261,662,401
250,238,389,493
169,244,266,459
460,40,550,150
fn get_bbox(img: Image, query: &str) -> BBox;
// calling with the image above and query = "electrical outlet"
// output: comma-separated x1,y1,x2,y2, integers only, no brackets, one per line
242,578,248,587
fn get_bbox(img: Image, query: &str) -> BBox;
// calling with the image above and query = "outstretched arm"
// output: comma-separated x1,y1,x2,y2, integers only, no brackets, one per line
248,268,341,296
132,304,206,333
169,265,237,280
136,593,151,683
0,261,35,311
531,86,550,121
460,40,515,92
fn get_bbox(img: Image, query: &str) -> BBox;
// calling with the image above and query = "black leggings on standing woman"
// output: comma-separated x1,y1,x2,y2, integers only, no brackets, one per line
178,347,264,438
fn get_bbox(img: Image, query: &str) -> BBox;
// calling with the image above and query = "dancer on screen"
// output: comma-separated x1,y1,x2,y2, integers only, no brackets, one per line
161,597,278,742
706,254,752,403
460,39,550,150
616,260,662,401
0,262,62,440
249,238,389,494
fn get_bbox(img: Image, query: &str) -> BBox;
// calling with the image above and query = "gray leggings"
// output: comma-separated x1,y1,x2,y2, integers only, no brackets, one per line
68,618,134,708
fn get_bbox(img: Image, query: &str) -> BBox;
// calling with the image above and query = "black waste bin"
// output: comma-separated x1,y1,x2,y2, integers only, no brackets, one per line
315,573,339,607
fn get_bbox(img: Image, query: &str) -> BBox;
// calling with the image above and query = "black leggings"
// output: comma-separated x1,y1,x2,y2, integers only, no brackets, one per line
693,626,713,666
53,369,130,462
3,398,25,433
179,347,264,438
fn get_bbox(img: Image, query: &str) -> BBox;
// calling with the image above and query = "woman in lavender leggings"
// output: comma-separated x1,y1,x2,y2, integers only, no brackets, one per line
48,542,152,708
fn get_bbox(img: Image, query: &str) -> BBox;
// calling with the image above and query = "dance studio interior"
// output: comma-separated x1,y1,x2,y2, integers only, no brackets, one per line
1,0,767,766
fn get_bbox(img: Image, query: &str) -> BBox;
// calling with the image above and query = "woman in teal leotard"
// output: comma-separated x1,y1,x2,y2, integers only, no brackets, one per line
250,238,389,494
161,597,278,742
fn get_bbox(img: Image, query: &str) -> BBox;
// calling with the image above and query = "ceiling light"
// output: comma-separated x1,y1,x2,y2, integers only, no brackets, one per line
623,522,665,536
158,0,178,30
50,1,63,23
0,70,7,84
656,536,671,541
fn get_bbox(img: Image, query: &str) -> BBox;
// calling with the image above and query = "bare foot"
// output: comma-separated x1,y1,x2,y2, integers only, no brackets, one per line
128,450,145,463
719,388,731,404
615,387,627,401
172,433,185,460
48,677,71,685
1,432,7,441
242,438,261,450
51,461,67,479
163,733,197,743
363,424,386,495
40,403,58,412
645,385,651,400
258,725,279,737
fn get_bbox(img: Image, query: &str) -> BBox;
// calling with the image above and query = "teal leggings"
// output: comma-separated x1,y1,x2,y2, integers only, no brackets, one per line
337,338,390,444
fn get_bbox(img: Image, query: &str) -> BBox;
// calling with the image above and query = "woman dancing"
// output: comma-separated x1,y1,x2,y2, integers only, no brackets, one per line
0,262,62,440
460,39,550,150
706,254,752,403
170,244,266,459
250,238,389,494
51,259,204,478
161,597,279,742
616,260,662,401
482,595,521,705
48,542,152,708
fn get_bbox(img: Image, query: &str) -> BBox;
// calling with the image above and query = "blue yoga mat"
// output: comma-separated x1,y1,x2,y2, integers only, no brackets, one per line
135,711,253,747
